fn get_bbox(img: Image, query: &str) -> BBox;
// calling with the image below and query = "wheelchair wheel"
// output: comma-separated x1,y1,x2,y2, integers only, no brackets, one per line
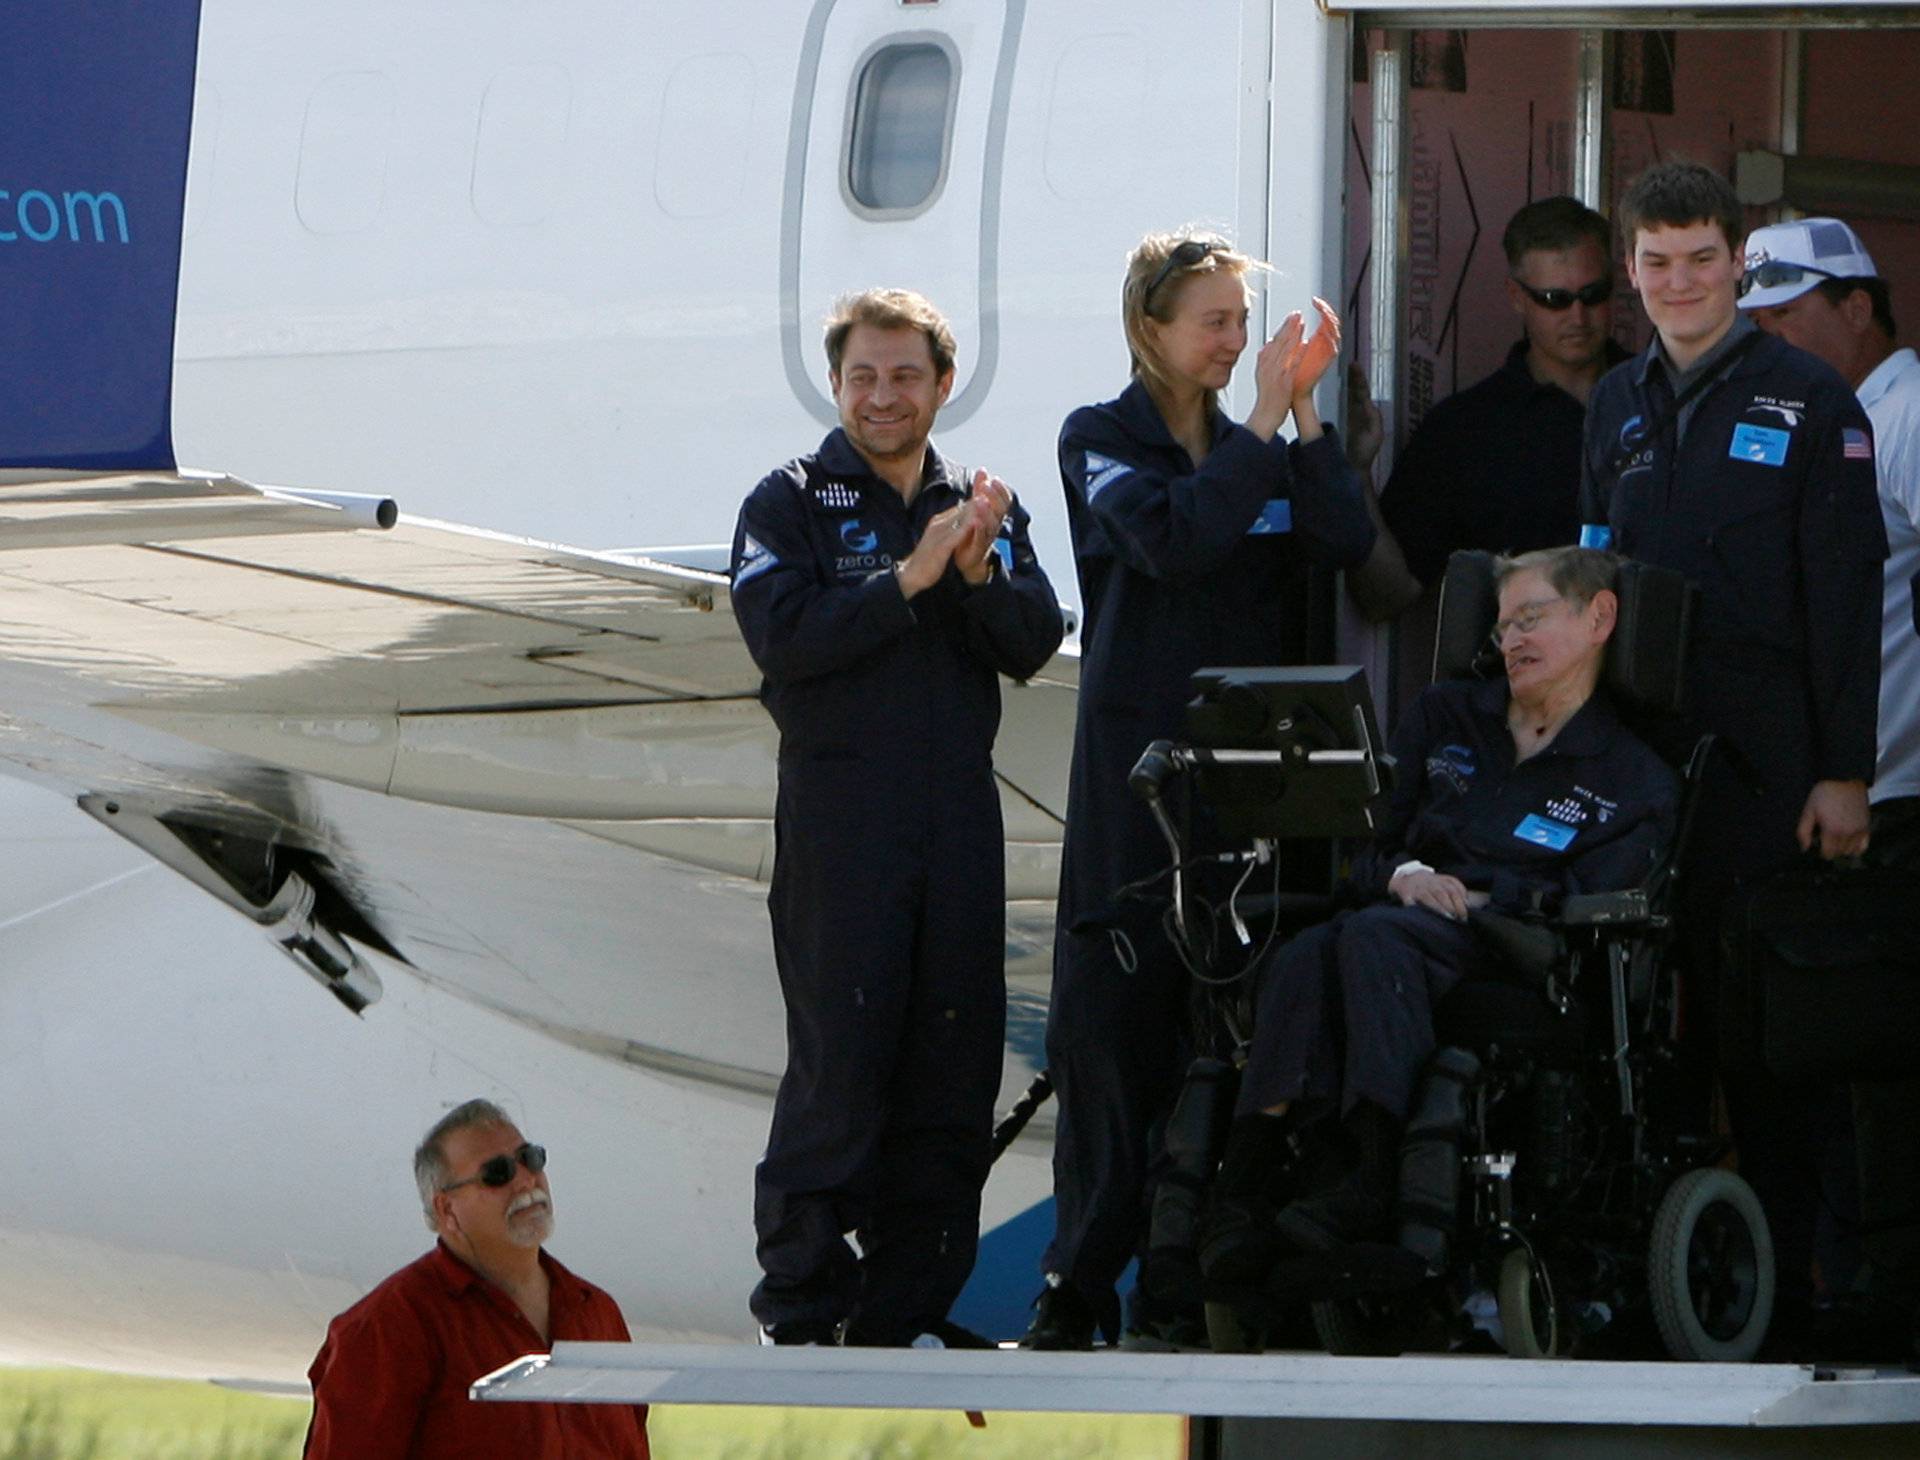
1496,1246,1568,1358
1648,1167,1775,1362
1310,1296,1406,1357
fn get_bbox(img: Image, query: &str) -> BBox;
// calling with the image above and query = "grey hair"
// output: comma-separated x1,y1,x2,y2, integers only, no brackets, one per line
413,1098,516,1231
1493,545,1619,611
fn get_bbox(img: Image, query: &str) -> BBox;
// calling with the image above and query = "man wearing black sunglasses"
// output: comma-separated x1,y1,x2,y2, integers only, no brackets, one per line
305,1099,650,1457
1356,197,1627,629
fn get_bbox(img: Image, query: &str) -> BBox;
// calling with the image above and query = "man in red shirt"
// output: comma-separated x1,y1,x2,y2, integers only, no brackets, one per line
304,1099,649,1458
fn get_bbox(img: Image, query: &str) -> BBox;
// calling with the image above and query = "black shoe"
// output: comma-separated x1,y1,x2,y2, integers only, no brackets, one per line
1199,1112,1306,1289
1120,1286,1210,1351
1272,1102,1400,1253
1810,1293,1913,1364
842,1317,994,1349
1019,1279,1097,1350
1119,1312,1212,1351
1144,1243,1205,1310
757,1318,840,1346
909,1320,994,1349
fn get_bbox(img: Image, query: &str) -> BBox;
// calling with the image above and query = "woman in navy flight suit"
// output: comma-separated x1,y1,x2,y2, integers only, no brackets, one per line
1024,232,1375,1348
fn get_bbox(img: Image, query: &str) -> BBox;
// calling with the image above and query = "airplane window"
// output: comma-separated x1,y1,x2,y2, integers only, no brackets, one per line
656,53,754,219
296,72,394,235
472,65,571,227
845,41,955,215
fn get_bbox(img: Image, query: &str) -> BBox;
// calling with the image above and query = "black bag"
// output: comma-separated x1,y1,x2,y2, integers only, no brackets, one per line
1721,864,1920,1083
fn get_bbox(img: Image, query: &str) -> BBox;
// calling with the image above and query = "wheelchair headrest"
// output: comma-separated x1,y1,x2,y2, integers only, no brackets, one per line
1431,550,1693,718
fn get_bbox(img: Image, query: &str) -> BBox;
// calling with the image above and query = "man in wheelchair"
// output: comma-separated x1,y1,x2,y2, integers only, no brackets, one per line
1177,545,1760,1358
1202,544,1675,1276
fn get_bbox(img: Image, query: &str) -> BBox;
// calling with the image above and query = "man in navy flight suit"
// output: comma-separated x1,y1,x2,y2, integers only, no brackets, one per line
1578,162,1886,1343
730,288,1064,1347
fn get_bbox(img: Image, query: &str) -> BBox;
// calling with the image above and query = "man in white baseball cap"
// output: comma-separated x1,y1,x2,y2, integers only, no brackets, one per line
1741,216,1920,1361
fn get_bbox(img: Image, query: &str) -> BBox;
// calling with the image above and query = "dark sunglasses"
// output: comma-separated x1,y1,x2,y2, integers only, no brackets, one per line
1512,277,1612,311
1143,238,1224,310
441,1142,546,1193
1737,259,1838,298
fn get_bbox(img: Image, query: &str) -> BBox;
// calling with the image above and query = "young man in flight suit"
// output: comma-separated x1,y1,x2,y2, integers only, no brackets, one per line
1578,163,1887,1345
730,288,1064,1347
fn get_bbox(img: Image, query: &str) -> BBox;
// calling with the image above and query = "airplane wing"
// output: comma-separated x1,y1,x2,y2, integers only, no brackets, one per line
0,468,1075,1009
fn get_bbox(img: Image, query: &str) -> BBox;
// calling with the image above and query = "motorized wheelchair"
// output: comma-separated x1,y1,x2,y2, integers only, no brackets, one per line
1127,549,1776,1363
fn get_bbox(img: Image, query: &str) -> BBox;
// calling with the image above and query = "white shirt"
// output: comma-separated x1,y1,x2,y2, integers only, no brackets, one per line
1858,347,1920,803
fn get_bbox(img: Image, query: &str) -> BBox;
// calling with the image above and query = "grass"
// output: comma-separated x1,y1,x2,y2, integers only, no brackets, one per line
0,1370,306,1460
0,1368,1183,1459
648,1407,1184,1459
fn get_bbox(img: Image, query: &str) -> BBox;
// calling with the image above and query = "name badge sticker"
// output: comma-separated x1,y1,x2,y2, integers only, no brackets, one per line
1247,499,1293,536
1514,813,1578,851
1730,423,1790,467
993,538,1014,571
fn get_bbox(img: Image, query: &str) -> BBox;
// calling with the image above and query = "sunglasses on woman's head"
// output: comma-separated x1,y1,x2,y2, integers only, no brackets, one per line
1144,239,1225,309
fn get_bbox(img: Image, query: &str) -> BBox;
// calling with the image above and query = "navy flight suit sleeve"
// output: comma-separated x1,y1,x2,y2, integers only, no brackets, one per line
1797,396,1886,783
729,470,915,686
958,492,1066,681
1061,411,1373,581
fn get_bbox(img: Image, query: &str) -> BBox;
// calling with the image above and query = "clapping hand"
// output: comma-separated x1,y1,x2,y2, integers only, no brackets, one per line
1247,312,1307,439
953,468,1012,585
1293,297,1342,400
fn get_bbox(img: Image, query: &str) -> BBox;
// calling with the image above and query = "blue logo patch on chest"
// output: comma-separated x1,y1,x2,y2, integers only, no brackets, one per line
1246,499,1293,535
1729,423,1790,467
1513,813,1579,851
1427,744,1476,795
839,518,879,553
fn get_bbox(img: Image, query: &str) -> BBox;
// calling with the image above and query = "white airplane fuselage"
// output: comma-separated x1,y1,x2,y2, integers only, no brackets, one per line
4,0,1917,1386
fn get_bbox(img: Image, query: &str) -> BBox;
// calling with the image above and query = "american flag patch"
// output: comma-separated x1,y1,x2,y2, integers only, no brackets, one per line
1844,427,1873,460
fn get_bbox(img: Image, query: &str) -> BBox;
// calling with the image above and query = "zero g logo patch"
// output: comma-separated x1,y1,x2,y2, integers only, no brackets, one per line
1615,414,1656,480
1426,743,1477,795
834,517,889,575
